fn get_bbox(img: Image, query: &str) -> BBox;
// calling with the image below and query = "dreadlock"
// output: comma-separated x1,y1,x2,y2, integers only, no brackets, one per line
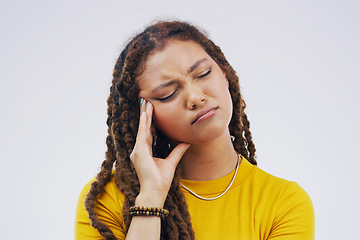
84,20,257,240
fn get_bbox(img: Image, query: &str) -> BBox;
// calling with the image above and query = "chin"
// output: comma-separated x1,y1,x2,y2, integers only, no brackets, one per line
189,124,229,144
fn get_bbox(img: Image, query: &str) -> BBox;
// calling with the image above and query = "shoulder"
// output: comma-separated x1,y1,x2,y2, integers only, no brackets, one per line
74,173,126,239
247,162,315,239
235,158,313,213
248,161,311,203
77,173,125,212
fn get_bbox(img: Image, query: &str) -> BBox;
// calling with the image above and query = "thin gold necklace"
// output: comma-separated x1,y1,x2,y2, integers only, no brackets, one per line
180,154,241,201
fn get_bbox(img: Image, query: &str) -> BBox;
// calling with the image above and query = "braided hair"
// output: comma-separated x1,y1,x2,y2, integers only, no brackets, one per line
84,20,257,240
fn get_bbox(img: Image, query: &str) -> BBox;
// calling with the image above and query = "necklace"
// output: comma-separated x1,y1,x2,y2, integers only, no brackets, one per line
180,154,241,201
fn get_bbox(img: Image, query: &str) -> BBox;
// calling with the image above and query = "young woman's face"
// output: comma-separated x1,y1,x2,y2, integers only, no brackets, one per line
137,40,233,144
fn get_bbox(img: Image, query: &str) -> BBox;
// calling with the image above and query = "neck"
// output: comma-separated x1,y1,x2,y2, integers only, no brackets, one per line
180,130,239,181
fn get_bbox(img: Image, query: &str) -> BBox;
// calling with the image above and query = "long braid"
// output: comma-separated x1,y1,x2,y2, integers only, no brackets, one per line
84,43,140,238
112,48,141,233
83,96,120,239
169,170,196,239
84,20,257,239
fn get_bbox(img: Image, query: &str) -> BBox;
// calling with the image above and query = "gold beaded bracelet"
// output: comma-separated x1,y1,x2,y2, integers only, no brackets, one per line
129,206,170,220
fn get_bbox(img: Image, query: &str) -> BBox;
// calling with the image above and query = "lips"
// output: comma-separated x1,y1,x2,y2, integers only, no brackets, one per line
191,107,218,125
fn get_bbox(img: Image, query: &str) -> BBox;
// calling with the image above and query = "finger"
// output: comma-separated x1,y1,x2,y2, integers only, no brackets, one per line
166,143,191,167
145,101,153,132
131,110,150,164
144,102,154,147
136,98,149,143
140,97,146,113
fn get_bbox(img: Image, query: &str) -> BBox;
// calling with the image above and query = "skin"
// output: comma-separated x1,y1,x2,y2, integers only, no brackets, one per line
137,40,233,144
126,40,239,240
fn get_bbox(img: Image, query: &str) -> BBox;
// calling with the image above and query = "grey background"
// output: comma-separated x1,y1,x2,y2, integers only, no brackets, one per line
0,0,359,239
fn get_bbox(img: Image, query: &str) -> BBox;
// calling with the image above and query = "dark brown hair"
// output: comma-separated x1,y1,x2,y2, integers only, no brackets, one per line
84,20,256,240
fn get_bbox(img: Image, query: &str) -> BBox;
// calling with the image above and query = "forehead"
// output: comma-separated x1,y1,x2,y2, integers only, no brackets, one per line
136,40,211,86
146,40,208,68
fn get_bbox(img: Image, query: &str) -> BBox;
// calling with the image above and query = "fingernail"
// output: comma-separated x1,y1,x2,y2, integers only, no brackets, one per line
140,98,144,106
146,101,151,109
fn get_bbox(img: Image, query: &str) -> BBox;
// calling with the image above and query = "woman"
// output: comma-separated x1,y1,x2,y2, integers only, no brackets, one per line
75,21,314,240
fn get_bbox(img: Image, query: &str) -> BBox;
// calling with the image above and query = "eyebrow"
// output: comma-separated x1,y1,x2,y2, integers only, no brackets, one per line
152,80,178,93
188,58,207,74
151,58,208,93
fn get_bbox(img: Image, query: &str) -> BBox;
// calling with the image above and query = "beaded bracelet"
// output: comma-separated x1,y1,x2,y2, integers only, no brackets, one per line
129,206,169,220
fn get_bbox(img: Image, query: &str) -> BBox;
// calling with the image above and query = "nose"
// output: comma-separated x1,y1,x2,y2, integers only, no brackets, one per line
186,83,206,110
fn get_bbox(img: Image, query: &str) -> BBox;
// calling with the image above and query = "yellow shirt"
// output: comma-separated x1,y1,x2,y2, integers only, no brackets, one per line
75,158,314,239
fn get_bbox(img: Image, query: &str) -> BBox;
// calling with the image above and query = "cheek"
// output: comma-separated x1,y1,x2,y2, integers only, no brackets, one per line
224,89,233,121
152,105,181,132
152,108,166,127
208,82,233,122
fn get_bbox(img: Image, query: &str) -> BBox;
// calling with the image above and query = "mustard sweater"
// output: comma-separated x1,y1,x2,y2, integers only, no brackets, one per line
75,157,314,239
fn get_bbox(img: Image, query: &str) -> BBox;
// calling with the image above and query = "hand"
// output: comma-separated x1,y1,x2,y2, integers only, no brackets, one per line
130,99,190,207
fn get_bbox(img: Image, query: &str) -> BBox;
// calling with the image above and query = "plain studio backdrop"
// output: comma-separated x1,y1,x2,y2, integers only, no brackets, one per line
0,0,359,239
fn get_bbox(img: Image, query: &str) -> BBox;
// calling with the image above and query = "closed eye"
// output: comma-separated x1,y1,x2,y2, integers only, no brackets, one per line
197,67,212,78
155,90,178,102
